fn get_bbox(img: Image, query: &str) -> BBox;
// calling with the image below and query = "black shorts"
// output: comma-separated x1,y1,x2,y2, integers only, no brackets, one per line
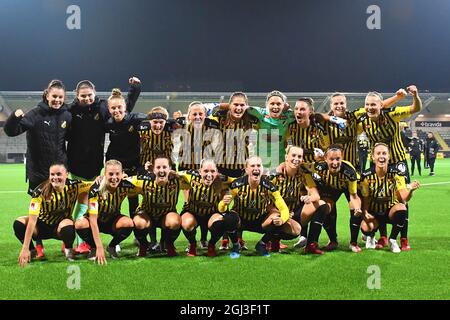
35,219,60,240
239,214,269,234
292,204,304,223
218,167,245,178
372,208,394,225
317,186,345,203
97,214,124,235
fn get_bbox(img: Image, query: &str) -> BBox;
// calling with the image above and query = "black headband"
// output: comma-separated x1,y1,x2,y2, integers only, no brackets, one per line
148,112,167,120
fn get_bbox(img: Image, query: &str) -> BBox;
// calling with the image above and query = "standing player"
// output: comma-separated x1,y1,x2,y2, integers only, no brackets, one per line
408,131,424,176
67,77,141,253
360,143,420,253
424,132,440,176
14,163,92,266
357,85,422,250
5,80,71,259
75,160,136,264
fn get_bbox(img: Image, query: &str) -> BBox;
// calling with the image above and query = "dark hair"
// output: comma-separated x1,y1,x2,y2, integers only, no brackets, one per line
75,80,95,93
42,79,65,103
229,91,248,105
38,162,68,200
153,154,172,166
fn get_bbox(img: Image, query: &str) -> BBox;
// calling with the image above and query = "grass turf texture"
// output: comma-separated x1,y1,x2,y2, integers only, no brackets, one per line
0,161,449,300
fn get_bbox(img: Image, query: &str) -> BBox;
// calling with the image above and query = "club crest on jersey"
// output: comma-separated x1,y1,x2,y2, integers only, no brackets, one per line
238,191,247,199
286,186,294,194
128,125,134,132
61,121,67,129
94,113,100,121
146,186,156,193
249,200,256,208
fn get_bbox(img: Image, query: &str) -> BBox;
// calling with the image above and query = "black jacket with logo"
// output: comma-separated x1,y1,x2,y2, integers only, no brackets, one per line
67,83,141,178
4,102,72,184
105,112,148,170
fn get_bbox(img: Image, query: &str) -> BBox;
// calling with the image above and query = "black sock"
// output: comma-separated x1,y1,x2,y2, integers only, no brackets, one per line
208,220,225,246
199,221,208,242
148,225,157,244
164,227,181,246
400,208,409,238
109,227,133,248
323,206,338,242
182,228,197,244
390,210,407,240
300,222,308,238
308,204,328,244
378,221,387,237
223,211,240,233
35,238,43,246
349,210,362,243
134,228,149,246
76,227,96,248
261,224,276,243
13,220,35,251
59,225,75,249
128,197,139,219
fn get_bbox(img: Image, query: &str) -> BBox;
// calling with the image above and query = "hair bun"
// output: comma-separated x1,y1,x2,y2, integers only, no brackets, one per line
111,88,122,97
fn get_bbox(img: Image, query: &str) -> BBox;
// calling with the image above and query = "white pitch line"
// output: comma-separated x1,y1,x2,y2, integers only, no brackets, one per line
420,181,450,186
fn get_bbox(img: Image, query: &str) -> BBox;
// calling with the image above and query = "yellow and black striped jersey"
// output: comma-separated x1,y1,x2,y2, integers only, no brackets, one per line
88,180,138,221
181,170,233,216
308,160,359,194
269,170,316,212
357,106,411,164
29,180,92,225
209,110,258,171
177,118,221,170
286,122,329,164
218,176,289,223
137,121,173,167
129,173,191,218
360,165,407,213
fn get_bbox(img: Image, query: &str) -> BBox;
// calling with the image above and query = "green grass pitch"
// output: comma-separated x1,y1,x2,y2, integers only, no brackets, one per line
0,161,449,300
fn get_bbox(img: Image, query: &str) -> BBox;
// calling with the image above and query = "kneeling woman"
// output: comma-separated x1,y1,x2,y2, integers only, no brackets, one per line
360,143,420,253
14,163,92,266
131,156,191,257
75,160,136,264
180,159,237,257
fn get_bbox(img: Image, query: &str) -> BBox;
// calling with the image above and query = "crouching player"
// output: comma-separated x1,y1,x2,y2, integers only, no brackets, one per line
75,160,135,264
360,143,420,253
218,156,299,257
308,145,363,253
131,156,191,257
14,163,92,266
179,159,238,257
272,146,329,254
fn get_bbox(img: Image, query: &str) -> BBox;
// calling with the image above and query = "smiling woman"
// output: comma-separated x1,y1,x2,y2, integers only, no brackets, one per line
3,80,72,195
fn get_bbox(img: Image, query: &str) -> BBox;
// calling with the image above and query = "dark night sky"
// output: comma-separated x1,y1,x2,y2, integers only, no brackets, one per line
1,0,449,92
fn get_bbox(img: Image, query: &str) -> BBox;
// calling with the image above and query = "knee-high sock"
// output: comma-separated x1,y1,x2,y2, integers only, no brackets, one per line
378,220,387,237
73,203,88,246
109,227,133,248
134,227,149,245
182,227,197,244
400,206,409,238
300,221,308,238
59,225,76,249
199,221,208,242
164,227,181,246
390,210,407,240
208,220,225,246
148,225,157,244
350,210,362,243
76,227,96,248
223,212,239,244
307,204,328,244
13,220,35,251
323,206,338,242
128,197,139,219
